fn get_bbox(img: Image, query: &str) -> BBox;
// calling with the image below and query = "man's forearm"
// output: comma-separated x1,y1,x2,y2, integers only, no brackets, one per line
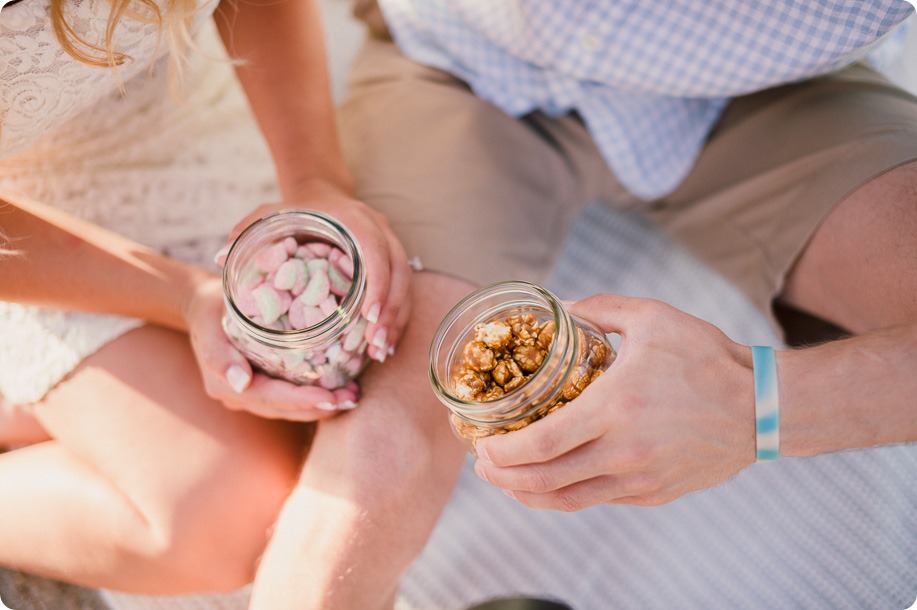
779,320,917,457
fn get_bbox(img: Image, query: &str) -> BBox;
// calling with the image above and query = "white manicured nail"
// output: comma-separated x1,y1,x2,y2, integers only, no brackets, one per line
372,328,387,349
315,402,336,411
213,244,231,266
366,302,381,324
226,365,251,394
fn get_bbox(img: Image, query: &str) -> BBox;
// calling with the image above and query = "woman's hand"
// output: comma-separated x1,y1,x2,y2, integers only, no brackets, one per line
183,275,349,421
225,179,412,364
473,294,757,509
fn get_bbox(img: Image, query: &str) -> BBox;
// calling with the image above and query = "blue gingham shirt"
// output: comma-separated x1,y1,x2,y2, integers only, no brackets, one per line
377,1,915,199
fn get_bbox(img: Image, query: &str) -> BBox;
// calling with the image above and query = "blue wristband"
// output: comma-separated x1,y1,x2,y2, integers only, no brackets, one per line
751,346,779,462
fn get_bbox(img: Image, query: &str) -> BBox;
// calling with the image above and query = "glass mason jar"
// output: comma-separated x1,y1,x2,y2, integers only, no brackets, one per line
429,281,615,454
222,210,370,389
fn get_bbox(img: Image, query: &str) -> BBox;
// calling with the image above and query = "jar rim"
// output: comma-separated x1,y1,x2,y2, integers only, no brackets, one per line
428,280,579,425
222,209,366,347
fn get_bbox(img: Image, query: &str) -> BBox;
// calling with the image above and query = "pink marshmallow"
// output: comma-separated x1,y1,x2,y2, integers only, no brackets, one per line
319,294,339,317
318,366,348,390
299,269,331,307
255,242,289,274
344,354,367,377
252,284,284,324
273,258,308,293
306,242,333,257
332,254,354,280
328,264,352,297
234,281,262,317
343,317,368,352
282,236,298,255
288,299,327,330
295,245,317,260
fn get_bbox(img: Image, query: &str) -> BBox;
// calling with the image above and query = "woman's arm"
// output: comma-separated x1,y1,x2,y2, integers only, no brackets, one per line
0,193,342,416
214,0,411,361
213,0,347,199
0,193,205,330
213,5,466,607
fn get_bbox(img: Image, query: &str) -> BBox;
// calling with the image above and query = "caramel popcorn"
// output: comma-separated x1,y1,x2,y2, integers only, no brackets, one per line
512,344,545,373
475,321,513,350
463,340,497,372
449,313,614,447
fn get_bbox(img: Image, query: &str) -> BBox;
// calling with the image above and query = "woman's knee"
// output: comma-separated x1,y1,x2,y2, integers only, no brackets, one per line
131,421,308,592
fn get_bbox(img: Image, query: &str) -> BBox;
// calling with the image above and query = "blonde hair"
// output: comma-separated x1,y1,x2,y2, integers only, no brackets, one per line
49,0,201,87
0,234,19,257
0,204,20,257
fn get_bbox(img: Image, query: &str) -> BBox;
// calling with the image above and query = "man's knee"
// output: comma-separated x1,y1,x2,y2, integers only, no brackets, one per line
783,160,917,333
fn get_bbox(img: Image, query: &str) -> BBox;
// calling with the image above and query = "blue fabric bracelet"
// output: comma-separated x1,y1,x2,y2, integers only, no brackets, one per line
751,346,779,462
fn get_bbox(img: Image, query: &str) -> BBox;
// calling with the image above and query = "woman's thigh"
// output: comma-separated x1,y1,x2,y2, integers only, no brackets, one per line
32,324,309,548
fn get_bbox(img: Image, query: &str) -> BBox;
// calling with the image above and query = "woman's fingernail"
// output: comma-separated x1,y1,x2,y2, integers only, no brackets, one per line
373,347,387,364
372,328,387,349
339,400,358,410
213,244,231,266
366,302,381,324
226,365,251,394
502,489,516,499
315,402,336,411
476,443,491,462
387,344,396,357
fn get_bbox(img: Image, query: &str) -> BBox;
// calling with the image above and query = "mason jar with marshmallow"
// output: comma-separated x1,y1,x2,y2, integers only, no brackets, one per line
221,210,370,389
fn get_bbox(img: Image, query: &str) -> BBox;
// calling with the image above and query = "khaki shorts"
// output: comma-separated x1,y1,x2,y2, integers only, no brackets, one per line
338,36,917,336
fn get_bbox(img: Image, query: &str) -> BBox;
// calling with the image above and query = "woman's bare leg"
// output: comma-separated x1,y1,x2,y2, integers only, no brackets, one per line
0,325,308,594
0,397,51,447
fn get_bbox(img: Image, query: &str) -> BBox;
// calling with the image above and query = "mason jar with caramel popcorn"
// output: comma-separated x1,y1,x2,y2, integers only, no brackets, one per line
429,281,615,454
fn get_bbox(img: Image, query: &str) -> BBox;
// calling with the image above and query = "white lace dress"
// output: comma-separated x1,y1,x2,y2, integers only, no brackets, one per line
0,0,278,404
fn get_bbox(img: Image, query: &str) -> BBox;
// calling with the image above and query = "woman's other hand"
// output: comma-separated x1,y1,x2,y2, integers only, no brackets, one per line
182,275,351,421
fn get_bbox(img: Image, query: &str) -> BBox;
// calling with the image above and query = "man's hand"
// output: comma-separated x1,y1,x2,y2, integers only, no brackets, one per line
473,294,757,509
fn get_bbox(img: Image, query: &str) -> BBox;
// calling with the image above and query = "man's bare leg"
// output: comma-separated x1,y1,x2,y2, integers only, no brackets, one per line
249,272,472,610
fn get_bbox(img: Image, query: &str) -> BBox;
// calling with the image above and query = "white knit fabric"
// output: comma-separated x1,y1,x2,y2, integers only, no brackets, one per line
0,2,278,404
